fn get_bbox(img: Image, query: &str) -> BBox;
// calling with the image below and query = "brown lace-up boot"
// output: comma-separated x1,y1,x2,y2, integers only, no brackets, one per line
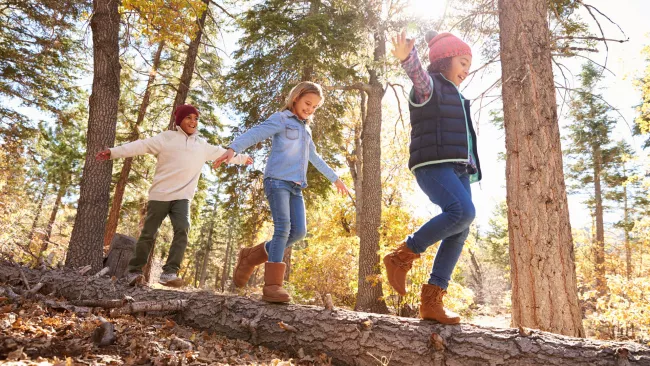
383,242,421,295
262,262,291,303
419,284,461,324
233,242,268,288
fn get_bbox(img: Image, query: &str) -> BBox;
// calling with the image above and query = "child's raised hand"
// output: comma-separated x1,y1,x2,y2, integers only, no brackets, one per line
213,148,235,169
95,149,111,161
334,179,349,196
391,30,415,62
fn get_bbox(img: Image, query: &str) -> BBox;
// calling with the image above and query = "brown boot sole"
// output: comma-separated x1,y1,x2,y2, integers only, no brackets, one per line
159,278,184,288
262,295,291,303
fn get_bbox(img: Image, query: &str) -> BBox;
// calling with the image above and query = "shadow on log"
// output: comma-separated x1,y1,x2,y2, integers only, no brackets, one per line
2,263,649,366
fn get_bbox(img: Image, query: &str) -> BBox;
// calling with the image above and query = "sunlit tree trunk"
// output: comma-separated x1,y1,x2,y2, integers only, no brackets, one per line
65,0,120,271
498,0,584,337
166,0,208,130
354,0,388,314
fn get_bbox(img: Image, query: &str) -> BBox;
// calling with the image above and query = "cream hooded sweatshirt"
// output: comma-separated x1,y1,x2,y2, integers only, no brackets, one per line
110,128,249,201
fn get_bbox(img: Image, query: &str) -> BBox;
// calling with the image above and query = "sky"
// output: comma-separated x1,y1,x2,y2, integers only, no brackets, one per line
401,0,650,232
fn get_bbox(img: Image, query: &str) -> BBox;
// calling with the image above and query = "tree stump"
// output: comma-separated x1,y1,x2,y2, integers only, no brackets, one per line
103,234,136,278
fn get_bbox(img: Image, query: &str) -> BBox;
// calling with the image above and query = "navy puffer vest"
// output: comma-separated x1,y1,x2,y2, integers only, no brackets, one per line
408,73,482,182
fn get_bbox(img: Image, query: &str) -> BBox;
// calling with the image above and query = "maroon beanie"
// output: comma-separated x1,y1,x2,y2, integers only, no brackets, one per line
174,104,199,126
426,31,472,64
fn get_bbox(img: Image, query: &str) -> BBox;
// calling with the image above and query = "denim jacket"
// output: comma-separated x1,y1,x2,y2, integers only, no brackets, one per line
229,110,338,187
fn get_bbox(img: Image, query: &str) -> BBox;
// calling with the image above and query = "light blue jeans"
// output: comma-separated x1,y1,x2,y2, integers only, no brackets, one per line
406,163,475,289
264,178,307,262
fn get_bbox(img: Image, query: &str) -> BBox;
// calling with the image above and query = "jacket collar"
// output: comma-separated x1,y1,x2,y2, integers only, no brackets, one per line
281,109,307,124
175,126,200,139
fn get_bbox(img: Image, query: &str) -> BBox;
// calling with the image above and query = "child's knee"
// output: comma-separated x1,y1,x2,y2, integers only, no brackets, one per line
173,220,191,233
448,200,475,228
273,221,291,238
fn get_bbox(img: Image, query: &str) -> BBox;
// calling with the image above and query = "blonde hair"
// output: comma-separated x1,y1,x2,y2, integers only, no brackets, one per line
283,82,325,119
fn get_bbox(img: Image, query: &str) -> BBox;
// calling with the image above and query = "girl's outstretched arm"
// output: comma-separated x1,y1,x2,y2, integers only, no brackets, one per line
392,30,432,105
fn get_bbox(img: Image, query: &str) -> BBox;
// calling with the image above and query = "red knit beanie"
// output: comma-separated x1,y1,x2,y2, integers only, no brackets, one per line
174,104,199,126
426,31,472,64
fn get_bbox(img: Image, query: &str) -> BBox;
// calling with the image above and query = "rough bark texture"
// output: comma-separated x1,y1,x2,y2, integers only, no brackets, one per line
498,0,585,337
103,41,165,251
355,2,388,314
65,0,120,272
166,1,208,130
104,234,136,278
3,264,649,366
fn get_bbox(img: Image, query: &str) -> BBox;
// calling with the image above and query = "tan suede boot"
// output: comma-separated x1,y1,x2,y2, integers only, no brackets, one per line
419,284,461,324
262,262,291,303
383,242,421,295
233,242,268,288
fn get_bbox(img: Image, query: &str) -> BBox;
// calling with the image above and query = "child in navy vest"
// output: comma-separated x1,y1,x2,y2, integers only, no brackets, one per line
384,31,482,324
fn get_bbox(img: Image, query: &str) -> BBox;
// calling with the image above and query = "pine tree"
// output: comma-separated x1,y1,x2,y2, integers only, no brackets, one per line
565,62,617,295
65,0,121,271
0,0,88,121
498,0,584,337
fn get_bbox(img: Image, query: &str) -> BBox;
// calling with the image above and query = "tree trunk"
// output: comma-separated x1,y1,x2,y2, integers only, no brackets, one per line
167,1,209,130
498,0,585,337
592,146,606,294
28,184,48,246
65,0,120,272
4,264,649,366
282,246,293,282
623,182,632,279
220,220,234,291
355,5,388,313
43,179,66,248
103,41,165,252
199,219,215,288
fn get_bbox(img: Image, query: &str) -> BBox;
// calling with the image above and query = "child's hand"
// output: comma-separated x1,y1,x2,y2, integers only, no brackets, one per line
391,30,415,62
334,179,349,196
95,149,111,161
245,156,253,165
213,148,235,169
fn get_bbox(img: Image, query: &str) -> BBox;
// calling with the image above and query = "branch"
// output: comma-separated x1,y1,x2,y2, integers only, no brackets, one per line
323,83,371,93
209,0,235,19
555,35,628,43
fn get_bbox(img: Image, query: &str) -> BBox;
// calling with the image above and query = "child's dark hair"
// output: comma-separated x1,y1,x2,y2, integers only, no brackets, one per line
427,57,452,74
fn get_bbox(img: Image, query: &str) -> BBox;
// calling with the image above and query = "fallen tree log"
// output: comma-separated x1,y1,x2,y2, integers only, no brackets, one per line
1,263,648,366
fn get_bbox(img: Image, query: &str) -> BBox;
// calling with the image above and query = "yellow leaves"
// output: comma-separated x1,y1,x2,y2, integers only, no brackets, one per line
121,0,208,45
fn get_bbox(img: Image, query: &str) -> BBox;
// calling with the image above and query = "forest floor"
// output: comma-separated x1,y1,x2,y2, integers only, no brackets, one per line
0,293,332,365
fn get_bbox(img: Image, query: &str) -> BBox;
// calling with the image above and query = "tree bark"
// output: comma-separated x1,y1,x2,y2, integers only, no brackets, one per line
65,0,120,272
167,0,209,130
199,218,215,288
593,146,607,294
3,264,649,366
498,0,585,337
43,178,67,248
103,41,165,252
355,2,388,314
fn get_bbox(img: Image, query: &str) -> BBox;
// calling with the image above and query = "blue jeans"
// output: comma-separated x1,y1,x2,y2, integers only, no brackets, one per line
406,163,475,289
264,178,307,262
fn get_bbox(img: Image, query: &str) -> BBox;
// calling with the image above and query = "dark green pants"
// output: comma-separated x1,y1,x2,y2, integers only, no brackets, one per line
128,199,190,274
